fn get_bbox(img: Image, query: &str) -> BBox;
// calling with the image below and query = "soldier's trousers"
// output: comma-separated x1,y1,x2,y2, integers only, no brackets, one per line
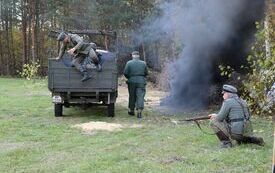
210,118,259,144
210,118,231,138
72,55,85,72
127,83,146,111
88,49,99,65
72,49,99,72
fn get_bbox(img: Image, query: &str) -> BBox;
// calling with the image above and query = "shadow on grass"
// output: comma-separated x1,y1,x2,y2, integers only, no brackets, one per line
60,104,130,121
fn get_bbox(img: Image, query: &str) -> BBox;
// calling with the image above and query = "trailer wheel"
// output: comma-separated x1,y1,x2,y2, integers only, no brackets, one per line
64,101,70,108
54,104,63,117
107,103,115,117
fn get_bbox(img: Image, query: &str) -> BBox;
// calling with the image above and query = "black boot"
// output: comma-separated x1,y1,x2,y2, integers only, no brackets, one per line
79,66,92,82
137,112,142,119
137,109,142,119
96,64,102,72
128,109,135,116
216,131,232,148
220,141,232,148
242,136,265,146
81,72,92,82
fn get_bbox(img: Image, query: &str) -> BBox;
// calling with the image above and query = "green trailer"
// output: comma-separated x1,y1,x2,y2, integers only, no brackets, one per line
48,30,118,117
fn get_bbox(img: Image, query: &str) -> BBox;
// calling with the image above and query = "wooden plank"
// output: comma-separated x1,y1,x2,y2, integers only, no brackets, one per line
48,51,118,93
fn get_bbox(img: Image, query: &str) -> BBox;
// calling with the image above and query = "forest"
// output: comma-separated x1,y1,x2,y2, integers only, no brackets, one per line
0,0,274,115
0,0,163,76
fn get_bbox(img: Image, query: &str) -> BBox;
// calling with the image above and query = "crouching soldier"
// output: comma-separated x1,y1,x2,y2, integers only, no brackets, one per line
56,32,102,82
209,84,264,148
124,51,148,118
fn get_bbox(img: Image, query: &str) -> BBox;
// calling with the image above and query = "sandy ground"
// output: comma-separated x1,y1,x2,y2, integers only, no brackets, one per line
72,80,167,133
72,121,143,134
116,80,167,109
71,80,213,133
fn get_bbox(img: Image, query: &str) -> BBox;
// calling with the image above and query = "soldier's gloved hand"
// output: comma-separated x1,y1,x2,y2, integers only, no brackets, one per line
55,57,60,60
67,48,76,56
208,113,216,119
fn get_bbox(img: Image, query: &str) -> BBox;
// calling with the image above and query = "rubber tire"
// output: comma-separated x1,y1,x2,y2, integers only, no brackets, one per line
54,104,63,117
107,103,115,117
64,102,70,108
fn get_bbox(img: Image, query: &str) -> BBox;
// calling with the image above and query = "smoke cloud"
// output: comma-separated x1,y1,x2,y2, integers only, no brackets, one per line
140,0,265,109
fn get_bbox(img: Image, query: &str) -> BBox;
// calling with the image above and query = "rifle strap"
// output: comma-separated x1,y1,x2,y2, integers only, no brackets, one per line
194,120,215,135
233,97,250,121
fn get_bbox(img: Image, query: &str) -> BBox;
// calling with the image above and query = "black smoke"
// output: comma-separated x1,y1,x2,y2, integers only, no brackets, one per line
140,0,265,109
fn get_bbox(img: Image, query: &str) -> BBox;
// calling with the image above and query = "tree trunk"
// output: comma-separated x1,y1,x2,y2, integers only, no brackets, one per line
35,0,40,62
104,35,109,50
21,0,27,66
27,0,31,63
0,1,3,74
141,41,146,63
154,42,160,70
31,0,37,62
265,0,274,59
4,5,11,75
0,38,2,74
9,0,16,75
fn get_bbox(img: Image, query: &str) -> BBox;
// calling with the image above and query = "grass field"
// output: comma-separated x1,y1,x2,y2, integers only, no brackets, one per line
0,78,273,173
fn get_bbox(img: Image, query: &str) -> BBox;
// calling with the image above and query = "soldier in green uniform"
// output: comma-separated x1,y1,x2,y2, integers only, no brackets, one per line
124,51,148,118
209,84,264,148
56,32,102,82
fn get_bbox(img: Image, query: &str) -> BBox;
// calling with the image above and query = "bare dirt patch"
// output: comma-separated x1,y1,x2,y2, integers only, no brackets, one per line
117,78,167,109
0,142,40,154
160,156,187,165
72,121,143,133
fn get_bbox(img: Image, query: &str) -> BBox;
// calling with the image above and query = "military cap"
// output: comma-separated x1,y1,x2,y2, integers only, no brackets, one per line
132,51,139,55
57,32,67,41
222,84,237,94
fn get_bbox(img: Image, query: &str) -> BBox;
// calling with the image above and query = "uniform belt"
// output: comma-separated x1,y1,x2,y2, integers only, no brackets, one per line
229,118,244,122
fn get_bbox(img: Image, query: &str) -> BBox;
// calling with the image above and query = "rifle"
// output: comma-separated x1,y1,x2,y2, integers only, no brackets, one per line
48,30,61,39
179,115,214,135
182,115,210,122
48,29,117,39
48,29,117,51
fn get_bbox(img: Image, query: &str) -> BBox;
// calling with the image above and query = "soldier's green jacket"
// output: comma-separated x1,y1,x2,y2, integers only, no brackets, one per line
123,58,148,84
216,96,250,135
58,34,92,59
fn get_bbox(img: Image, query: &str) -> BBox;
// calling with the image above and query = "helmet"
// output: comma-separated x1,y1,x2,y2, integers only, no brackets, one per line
57,32,67,41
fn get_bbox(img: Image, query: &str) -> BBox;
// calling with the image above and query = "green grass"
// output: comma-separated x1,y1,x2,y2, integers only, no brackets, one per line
0,78,273,173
